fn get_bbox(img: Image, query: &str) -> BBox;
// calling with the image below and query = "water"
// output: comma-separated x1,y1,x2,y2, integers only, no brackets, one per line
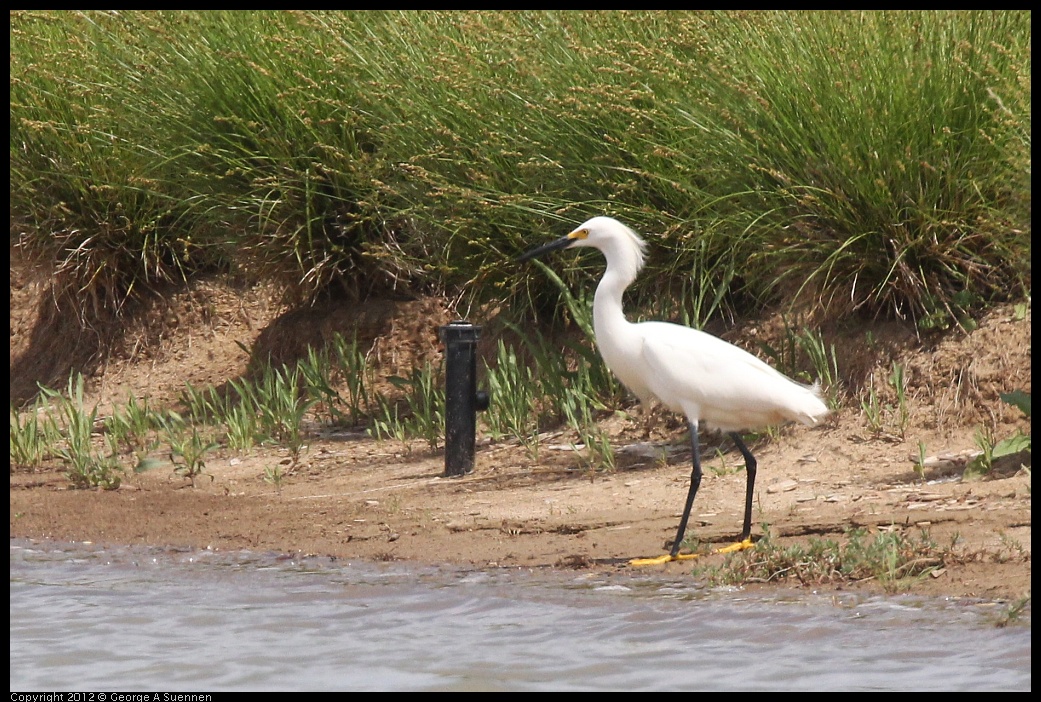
10,540,1030,691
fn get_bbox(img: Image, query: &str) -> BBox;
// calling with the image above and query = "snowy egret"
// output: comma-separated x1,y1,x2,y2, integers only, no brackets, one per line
518,216,830,565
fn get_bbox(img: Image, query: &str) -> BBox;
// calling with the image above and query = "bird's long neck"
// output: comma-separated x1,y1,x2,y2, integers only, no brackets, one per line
592,253,638,344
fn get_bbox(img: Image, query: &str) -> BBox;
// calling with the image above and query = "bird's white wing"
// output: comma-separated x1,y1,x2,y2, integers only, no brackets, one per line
636,321,827,432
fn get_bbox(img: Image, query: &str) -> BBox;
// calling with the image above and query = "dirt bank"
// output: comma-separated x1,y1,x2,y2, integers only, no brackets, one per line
10,267,1031,601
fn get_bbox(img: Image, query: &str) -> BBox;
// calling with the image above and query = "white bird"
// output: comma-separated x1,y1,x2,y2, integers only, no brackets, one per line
518,216,830,565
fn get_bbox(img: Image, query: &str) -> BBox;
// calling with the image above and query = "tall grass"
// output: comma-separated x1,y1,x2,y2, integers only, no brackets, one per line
11,11,1030,328
10,11,222,316
696,11,1032,325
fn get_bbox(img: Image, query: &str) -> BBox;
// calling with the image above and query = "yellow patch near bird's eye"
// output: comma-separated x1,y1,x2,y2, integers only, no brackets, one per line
568,229,589,240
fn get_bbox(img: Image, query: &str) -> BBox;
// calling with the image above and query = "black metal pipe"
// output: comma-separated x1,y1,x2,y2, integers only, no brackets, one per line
439,321,486,477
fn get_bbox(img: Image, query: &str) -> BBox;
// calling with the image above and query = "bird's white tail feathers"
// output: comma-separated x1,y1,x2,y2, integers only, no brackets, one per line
795,380,830,426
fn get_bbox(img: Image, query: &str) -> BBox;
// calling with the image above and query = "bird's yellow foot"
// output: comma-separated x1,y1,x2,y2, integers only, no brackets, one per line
628,552,701,566
711,537,755,554
629,538,755,566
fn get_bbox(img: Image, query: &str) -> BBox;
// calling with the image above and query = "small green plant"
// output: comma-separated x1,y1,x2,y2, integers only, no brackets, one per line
159,412,219,486
970,424,1000,476
996,532,1029,563
104,394,162,457
914,440,928,482
181,381,230,424
707,446,738,477
9,404,43,469
254,364,316,460
223,400,259,452
917,290,982,333
297,344,346,425
330,332,374,426
368,395,414,452
889,362,910,439
10,399,59,469
861,379,885,436
479,327,641,471
263,464,286,493
996,595,1031,628
368,364,445,451
966,391,1030,476
574,423,616,472
483,339,541,455
695,526,951,592
859,363,910,439
181,380,255,451
39,373,123,490
558,373,614,471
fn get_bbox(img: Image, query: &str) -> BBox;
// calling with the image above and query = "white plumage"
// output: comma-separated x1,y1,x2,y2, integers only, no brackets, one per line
519,216,829,563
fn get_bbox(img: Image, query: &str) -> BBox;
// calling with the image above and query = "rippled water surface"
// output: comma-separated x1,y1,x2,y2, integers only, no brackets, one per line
10,540,1030,691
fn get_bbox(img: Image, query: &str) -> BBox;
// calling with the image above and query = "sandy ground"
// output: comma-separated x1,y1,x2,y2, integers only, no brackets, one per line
9,267,1032,602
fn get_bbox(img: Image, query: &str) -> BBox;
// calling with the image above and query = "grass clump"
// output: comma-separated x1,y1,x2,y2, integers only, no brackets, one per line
10,11,225,316
10,398,61,471
158,412,219,487
698,11,1031,325
37,374,124,490
370,365,446,452
10,11,1030,332
696,527,953,592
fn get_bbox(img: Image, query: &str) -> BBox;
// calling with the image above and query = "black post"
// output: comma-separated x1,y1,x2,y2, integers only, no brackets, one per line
439,321,485,477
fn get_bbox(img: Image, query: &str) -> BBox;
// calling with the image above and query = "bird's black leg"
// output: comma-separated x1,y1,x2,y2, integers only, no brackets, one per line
669,421,703,557
630,425,756,565
728,432,757,541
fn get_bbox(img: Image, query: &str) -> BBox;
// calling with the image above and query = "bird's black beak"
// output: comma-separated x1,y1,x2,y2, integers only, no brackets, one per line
516,235,576,263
